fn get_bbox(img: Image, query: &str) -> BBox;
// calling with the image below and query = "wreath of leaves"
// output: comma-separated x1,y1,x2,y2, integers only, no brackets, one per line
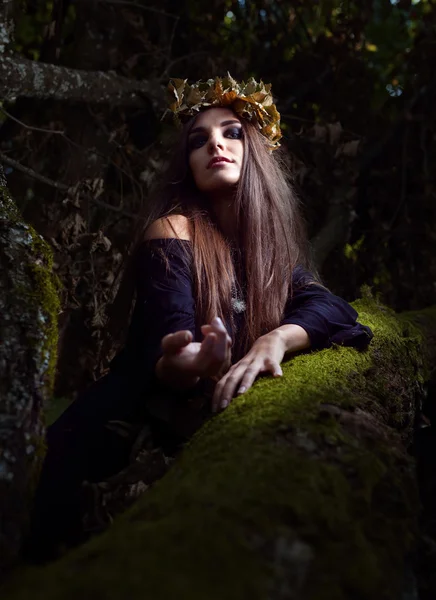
165,72,282,149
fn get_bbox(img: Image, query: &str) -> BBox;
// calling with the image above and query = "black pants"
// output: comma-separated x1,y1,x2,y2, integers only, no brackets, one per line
25,372,187,562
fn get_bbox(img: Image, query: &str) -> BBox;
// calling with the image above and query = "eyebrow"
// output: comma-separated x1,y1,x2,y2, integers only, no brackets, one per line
188,119,241,135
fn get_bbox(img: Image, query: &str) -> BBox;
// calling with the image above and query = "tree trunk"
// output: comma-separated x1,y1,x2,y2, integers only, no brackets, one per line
2,294,436,599
0,166,59,574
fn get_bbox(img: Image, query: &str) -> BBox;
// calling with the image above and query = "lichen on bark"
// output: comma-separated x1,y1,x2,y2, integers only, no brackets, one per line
0,166,60,573
2,290,435,599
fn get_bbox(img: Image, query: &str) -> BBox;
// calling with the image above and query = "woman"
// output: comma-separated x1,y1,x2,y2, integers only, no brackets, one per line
26,75,373,560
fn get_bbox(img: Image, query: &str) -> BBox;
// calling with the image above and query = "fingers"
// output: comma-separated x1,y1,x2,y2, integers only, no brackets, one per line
161,330,192,355
198,317,232,368
201,318,232,346
211,362,254,413
236,361,281,396
212,359,283,413
210,316,231,357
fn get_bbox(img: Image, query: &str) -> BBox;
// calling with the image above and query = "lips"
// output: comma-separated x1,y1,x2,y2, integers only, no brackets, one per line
207,156,232,169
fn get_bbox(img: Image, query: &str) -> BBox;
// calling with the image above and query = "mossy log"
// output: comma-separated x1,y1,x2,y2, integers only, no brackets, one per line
0,166,60,573
2,293,436,599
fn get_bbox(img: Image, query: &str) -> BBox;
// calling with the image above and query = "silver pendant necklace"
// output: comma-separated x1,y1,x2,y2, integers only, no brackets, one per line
231,282,246,314
230,247,246,313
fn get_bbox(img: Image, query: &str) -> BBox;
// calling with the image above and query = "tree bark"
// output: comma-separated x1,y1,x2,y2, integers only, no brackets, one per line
0,2,163,108
2,295,436,599
0,166,60,574
0,51,163,107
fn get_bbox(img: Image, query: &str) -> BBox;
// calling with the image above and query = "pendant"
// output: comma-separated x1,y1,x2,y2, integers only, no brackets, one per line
231,297,246,313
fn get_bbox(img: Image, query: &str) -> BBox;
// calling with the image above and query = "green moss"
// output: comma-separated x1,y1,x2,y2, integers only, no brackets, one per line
4,292,433,599
1,177,62,398
28,226,62,397
0,177,61,563
0,179,21,223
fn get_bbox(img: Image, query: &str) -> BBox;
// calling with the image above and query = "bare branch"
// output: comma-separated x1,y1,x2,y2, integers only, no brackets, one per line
0,50,164,108
0,105,147,200
0,151,135,218
0,105,66,135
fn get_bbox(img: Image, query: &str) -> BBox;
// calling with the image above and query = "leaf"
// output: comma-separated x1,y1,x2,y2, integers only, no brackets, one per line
186,87,203,105
166,74,282,148
60,213,87,241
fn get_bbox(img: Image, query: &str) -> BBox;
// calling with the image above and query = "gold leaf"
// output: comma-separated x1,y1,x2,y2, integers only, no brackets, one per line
186,87,203,105
221,91,239,105
166,73,282,149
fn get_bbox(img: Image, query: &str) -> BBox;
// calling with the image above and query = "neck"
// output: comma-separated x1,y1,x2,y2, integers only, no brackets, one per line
208,188,238,245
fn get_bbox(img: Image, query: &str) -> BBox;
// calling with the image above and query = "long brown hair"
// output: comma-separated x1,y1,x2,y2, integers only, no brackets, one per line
107,108,314,364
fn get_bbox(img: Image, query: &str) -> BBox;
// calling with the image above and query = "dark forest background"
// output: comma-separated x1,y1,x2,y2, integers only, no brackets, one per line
1,0,435,400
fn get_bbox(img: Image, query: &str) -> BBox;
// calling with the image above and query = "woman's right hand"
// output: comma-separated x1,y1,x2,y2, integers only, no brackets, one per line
155,316,232,389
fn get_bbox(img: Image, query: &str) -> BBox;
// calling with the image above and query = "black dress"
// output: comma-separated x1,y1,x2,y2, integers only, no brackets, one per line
27,238,373,559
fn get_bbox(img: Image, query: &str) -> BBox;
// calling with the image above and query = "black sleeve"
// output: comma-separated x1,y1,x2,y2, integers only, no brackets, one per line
280,265,374,350
110,239,196,379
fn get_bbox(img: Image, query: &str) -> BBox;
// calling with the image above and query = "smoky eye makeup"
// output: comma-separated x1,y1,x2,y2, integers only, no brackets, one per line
188,126,243,151
226,126,243,139
188,134,207,151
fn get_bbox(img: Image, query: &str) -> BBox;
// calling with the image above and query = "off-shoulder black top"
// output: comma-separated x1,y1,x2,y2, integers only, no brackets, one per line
110,238,373,387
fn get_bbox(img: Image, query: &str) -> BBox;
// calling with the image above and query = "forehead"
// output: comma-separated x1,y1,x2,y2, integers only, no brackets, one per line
193,107,241,128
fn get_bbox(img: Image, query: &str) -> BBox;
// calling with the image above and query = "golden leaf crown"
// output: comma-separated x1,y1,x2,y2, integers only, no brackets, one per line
165,73,282,150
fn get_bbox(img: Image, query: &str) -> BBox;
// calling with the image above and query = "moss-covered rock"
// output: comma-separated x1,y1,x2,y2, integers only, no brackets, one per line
2,288,436,599
0,166,60,573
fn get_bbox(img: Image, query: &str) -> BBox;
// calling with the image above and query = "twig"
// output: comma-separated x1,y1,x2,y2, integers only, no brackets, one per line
166,16,180,64
0,151,66,191
0,105,65,136
1,102,147,189
159,51,209,81
0,151,135,218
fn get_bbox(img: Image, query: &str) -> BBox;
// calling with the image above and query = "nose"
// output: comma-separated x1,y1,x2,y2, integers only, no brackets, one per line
208,132,224,153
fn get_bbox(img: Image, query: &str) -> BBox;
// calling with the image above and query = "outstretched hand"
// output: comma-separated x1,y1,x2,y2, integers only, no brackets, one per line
211,331,286,413
157,317,232,388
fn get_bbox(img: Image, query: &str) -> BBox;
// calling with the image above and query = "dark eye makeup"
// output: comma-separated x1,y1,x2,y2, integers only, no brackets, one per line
188,126,243,151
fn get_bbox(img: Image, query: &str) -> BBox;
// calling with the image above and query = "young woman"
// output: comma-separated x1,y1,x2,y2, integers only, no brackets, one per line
26,76,373,560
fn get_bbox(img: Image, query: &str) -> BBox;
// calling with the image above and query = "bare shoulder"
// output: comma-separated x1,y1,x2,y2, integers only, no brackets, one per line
144,214,191,241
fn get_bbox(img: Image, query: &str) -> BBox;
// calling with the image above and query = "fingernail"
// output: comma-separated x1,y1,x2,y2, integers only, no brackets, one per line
213,316,222,325
237,386,246,394
221,399,229,409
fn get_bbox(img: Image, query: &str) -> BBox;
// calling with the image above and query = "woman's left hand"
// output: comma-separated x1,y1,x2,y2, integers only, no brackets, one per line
211,330,286,413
